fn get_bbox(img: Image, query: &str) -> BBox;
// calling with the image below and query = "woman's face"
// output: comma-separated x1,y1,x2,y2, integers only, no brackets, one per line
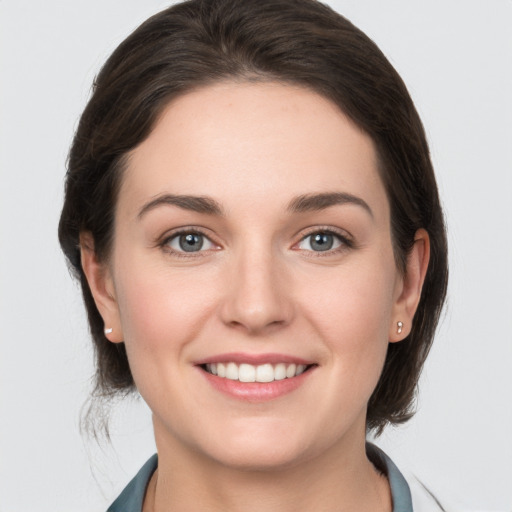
90,82,419,469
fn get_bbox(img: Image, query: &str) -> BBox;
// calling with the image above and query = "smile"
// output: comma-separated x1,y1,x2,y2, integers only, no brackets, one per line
204,362,309,382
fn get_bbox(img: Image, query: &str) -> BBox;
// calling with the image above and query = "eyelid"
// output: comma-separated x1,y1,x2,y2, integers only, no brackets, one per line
292,226,354,253
157,225,353,257
159,226,221,255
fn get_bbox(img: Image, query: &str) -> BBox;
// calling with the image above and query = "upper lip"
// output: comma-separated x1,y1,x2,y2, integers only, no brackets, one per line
194,352,315,366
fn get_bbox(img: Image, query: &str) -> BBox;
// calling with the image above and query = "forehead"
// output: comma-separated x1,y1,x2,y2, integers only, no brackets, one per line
120,81,388,220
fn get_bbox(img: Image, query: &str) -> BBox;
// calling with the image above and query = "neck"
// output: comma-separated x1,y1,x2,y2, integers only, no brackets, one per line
145,420,392,512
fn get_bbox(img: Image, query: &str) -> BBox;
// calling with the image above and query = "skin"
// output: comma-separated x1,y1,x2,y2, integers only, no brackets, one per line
81,82,429,512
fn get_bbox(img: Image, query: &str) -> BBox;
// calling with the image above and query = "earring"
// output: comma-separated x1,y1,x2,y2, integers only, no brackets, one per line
104,327,113,335
397,321,403,334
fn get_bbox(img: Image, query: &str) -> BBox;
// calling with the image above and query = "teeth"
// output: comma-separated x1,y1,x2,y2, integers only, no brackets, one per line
285,363,296,378
239,363,256,382
256,363,274,383
217,363,226,377
205,362,309,382
274,363,287,380
226,362,239,380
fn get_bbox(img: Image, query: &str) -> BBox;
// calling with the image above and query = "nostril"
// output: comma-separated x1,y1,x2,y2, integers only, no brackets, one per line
219,270,294,333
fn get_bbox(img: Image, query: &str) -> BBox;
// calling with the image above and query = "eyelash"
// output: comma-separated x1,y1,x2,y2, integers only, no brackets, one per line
160,228,219,258
159,226,354,258
294,227,354,256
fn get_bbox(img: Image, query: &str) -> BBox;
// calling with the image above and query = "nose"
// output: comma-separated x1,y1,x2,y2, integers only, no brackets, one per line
219,246,294,335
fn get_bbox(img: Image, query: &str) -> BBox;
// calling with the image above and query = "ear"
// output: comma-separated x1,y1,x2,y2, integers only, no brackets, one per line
389,229,430,342
80,232,124,343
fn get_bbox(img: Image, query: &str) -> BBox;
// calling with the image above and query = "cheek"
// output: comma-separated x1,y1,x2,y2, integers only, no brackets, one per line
301,259,396,341
112,258,219,373
298,256,396,392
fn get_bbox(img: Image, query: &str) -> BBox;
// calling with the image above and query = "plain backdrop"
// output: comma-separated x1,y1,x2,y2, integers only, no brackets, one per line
1,1,511,511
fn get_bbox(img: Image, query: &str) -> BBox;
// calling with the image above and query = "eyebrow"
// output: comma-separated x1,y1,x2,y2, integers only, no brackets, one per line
287,192,373,218
137,194,224,219
137,191,373,219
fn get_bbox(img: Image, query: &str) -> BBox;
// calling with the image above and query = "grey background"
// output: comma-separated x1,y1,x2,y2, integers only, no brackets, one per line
1,1,511,510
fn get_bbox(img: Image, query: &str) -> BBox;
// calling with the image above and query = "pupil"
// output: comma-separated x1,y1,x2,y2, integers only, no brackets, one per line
311,233,333,251
179,233,203,252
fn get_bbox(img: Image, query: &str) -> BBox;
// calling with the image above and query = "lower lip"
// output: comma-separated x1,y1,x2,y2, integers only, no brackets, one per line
198,366,315,402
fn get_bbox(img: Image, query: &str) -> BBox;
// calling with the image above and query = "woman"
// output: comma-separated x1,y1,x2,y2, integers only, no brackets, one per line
58,0,448,510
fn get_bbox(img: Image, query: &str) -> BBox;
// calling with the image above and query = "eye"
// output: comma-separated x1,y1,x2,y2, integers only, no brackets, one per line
297,231,345,252
165,231,216,253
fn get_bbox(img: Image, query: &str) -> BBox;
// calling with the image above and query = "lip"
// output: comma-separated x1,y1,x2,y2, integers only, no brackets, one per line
195,353,317,402
194,352,315,366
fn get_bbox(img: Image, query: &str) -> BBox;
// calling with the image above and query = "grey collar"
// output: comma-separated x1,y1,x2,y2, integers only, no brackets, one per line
108,445,413,512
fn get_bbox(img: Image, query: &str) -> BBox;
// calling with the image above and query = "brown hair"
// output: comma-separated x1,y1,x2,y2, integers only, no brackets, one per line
58,0,448,433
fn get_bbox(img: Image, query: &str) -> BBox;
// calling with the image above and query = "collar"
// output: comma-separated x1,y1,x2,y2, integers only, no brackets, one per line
367,443,414,512
108,446,413,512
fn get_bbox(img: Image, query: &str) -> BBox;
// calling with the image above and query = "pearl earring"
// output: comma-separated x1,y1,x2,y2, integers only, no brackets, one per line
104,327,113,335
397,321,403,334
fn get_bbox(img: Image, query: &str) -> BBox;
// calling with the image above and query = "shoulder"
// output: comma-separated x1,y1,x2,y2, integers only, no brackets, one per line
406,472,484,512
368,443,448,512
107,454,158,512
406,474,447,512
407,472,490,512
368,443,479,512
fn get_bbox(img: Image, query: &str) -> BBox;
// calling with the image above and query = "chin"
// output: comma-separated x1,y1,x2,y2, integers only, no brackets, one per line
195,421,321,472
207,442,310,472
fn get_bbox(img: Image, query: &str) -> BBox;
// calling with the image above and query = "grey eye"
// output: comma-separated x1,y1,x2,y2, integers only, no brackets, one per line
167,232,215,253
298,232,342,252
179,233,203,252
